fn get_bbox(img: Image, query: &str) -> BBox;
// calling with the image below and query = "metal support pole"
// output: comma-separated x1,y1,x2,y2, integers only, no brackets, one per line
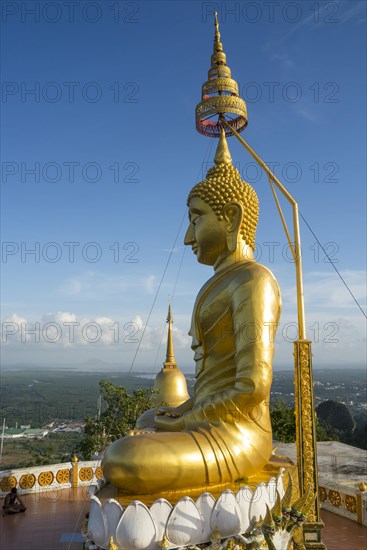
221,117,325,549
221,118,306,338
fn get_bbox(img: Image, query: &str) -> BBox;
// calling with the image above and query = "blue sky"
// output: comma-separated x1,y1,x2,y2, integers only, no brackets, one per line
1,0,366,370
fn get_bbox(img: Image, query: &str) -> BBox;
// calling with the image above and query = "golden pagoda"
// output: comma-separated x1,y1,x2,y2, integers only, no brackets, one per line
153,304,189,407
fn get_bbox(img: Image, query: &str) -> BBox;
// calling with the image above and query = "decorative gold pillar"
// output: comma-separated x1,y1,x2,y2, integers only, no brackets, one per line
294,340,325,549
357,482,367,525
71,455,79,488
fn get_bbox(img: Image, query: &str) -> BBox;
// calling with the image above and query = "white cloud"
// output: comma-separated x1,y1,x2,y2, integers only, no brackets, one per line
263,0,365,52
273,269,366,366
1,310,190,354
339,0,366,23
129,315,190,352
293,107,318,123
143,275,156,294
271,53,295,69
59,272,159,298
5,313,27,325
64,279,82,296
2,268,365,368
281,270,366,311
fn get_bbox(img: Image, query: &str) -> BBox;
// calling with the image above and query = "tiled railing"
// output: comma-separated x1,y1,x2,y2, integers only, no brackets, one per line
0,456,102,496
2,459,366,528
319,483,367,526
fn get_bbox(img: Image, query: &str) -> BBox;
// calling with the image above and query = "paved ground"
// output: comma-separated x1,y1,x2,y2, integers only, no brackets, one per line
322,509,367,549
1,487,88,549
1,486,367,549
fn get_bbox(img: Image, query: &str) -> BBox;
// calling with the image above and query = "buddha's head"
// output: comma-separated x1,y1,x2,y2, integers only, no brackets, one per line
185,129,259,268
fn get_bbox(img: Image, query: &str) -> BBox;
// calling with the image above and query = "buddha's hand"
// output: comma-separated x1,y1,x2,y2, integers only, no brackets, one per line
154,413,185,432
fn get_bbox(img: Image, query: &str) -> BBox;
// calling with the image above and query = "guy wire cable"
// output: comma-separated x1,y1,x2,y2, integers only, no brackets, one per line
128,138,214,376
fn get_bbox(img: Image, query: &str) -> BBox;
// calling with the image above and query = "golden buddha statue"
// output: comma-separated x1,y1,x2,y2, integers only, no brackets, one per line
102,131,281,495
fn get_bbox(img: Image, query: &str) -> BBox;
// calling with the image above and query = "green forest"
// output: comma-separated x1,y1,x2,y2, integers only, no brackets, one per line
1,368,365,469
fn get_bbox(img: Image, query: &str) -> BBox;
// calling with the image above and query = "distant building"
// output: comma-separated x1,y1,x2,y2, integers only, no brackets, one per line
23,428,48,439
2,428,25,439
53,427,82,434
1,428,48,439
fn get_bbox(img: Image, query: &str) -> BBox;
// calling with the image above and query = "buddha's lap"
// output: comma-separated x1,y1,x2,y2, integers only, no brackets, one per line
102,420,272,492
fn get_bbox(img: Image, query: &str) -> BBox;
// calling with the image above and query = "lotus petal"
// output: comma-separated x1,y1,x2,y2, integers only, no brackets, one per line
211,489,241,537
89,496,108,548
249,483,268,525
276,470,285,499
196,492,216,542
166,497,202,546
266,477,278,507
116,501,156,549
150,498,173,543
103,499,124,544
235,485,252,533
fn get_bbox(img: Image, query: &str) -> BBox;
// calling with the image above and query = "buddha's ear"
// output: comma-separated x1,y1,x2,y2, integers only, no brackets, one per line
223,202,243,233
223,202,243,253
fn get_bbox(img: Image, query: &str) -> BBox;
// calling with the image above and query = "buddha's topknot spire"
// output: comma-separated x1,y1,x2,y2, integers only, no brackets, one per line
195,12,248,138
214,128,232,165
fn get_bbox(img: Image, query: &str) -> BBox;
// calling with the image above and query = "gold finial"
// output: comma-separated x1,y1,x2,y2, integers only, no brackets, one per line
167,300,173,324
196,13,248,137
72,455,79,463
160,533,170,549
359,481,367,492
214,127,233,165
108,536,118,550
164,302,176,367
213,12,222,51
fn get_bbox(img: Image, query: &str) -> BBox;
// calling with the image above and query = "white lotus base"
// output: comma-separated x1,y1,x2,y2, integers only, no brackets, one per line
87,467,293,549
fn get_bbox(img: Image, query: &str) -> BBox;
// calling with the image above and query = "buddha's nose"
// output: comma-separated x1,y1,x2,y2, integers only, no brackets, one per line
184,224,194,245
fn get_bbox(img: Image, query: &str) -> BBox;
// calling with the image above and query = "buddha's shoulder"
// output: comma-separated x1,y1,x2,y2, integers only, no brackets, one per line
225,263,280,303
197,262,279,303
228,261,278,284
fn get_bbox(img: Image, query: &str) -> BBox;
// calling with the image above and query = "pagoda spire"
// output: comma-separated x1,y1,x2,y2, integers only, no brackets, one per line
212,11,224,61
153,302,189,407
164,302,176,368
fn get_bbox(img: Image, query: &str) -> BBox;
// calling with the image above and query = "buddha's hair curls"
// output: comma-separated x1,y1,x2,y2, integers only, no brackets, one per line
187,163,259,250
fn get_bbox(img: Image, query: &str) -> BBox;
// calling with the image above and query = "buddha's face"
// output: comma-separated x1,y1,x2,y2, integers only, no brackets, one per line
184,197,227,266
